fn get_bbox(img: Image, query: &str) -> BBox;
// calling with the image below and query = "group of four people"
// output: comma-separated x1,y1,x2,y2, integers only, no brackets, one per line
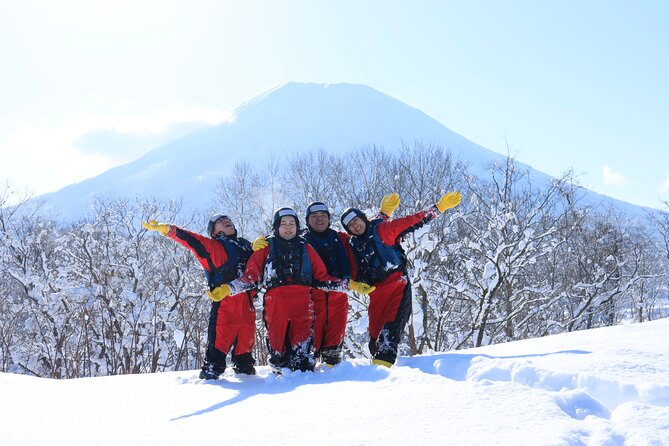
143,191,461,379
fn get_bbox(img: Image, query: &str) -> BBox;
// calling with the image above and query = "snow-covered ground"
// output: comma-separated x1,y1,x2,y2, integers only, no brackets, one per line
2,318,668,446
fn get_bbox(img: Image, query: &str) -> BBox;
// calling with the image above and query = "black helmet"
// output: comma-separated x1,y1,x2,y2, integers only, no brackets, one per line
207,213,233,237
305,201,331,231
340,207,368,234
272,207,300,232
305,201,330,219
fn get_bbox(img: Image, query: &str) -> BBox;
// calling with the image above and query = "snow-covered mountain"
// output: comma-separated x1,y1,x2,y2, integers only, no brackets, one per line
3,318,667,445
32,82,647,221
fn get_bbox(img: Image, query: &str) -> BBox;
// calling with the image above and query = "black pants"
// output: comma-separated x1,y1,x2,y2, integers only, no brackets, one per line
369,276,412,364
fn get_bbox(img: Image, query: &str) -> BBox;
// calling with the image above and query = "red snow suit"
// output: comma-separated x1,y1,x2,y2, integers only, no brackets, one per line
229,236,345,371
348,206,439,364
303,229,357,364
167,226,256,370
311,289,348,357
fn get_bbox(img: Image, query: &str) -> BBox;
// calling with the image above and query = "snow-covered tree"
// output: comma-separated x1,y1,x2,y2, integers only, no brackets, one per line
3,145,667,378
445,157,581,347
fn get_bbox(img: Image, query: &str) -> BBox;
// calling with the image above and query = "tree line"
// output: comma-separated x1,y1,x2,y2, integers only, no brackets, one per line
1,143,668,378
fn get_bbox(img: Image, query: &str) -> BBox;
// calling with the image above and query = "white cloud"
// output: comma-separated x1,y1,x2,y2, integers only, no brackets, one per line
74,107,232,136
0,107,232,197
602,165,627,187
1,123,114,198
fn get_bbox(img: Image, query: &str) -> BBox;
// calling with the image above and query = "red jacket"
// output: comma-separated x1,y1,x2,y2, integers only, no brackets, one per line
166,225,254,291
167,226,230,272
374,206,439,246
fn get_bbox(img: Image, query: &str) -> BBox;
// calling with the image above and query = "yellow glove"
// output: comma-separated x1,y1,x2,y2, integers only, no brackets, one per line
380,193,400,217
142,220,170,236
348,280,376,295
252,236,268,251
435,191,462,213
206,284,231,302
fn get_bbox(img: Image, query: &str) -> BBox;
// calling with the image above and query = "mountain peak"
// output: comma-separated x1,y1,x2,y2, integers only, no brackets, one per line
33,82,514,221
230,82,418,127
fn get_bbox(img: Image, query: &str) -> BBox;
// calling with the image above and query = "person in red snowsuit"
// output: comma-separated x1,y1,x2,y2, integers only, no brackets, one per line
340,191,462,367
302,201,356,366
142,214,256,379
208,207,374,373
299,197,396,366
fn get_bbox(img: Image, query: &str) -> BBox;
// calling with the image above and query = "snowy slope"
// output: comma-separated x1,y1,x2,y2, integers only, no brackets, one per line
2,318,667,446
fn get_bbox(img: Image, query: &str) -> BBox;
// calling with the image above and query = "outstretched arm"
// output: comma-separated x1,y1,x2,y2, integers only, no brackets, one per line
227,247,269,294
376,191,462,245
143,221,227,271
168,226,229,271
308,245,374,294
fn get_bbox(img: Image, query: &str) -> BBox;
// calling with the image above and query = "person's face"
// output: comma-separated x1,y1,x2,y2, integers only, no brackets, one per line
347,216,366,236
278,216,297,240
307,211,329,233
214,218,236,236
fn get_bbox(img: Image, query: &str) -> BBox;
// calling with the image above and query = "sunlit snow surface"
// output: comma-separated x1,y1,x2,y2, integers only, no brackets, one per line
2,318,668,445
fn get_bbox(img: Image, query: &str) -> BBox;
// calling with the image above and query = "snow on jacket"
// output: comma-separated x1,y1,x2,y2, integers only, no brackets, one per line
349,206,439,284
228,235,349,294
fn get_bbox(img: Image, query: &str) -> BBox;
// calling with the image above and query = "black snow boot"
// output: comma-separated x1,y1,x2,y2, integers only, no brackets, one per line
320,345,343,366
233,364,257,375
199,361,225,380
232,352,256,375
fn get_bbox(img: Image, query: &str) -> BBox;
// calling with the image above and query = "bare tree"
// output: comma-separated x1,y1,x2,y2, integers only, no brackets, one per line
213,161,264,238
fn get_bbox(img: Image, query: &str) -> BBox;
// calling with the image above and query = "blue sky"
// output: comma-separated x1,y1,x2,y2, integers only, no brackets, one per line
1,0,668,209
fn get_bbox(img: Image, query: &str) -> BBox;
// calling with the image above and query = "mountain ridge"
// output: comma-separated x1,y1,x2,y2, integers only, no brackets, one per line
28,82,650,222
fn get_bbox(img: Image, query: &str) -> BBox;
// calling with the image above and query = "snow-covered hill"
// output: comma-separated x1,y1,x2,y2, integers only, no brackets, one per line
27,83,541,221
3,318,667,445
36,83,509,220
27,82,654,222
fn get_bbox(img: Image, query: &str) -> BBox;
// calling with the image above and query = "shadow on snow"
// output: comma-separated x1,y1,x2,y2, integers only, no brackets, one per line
170,361,389,421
